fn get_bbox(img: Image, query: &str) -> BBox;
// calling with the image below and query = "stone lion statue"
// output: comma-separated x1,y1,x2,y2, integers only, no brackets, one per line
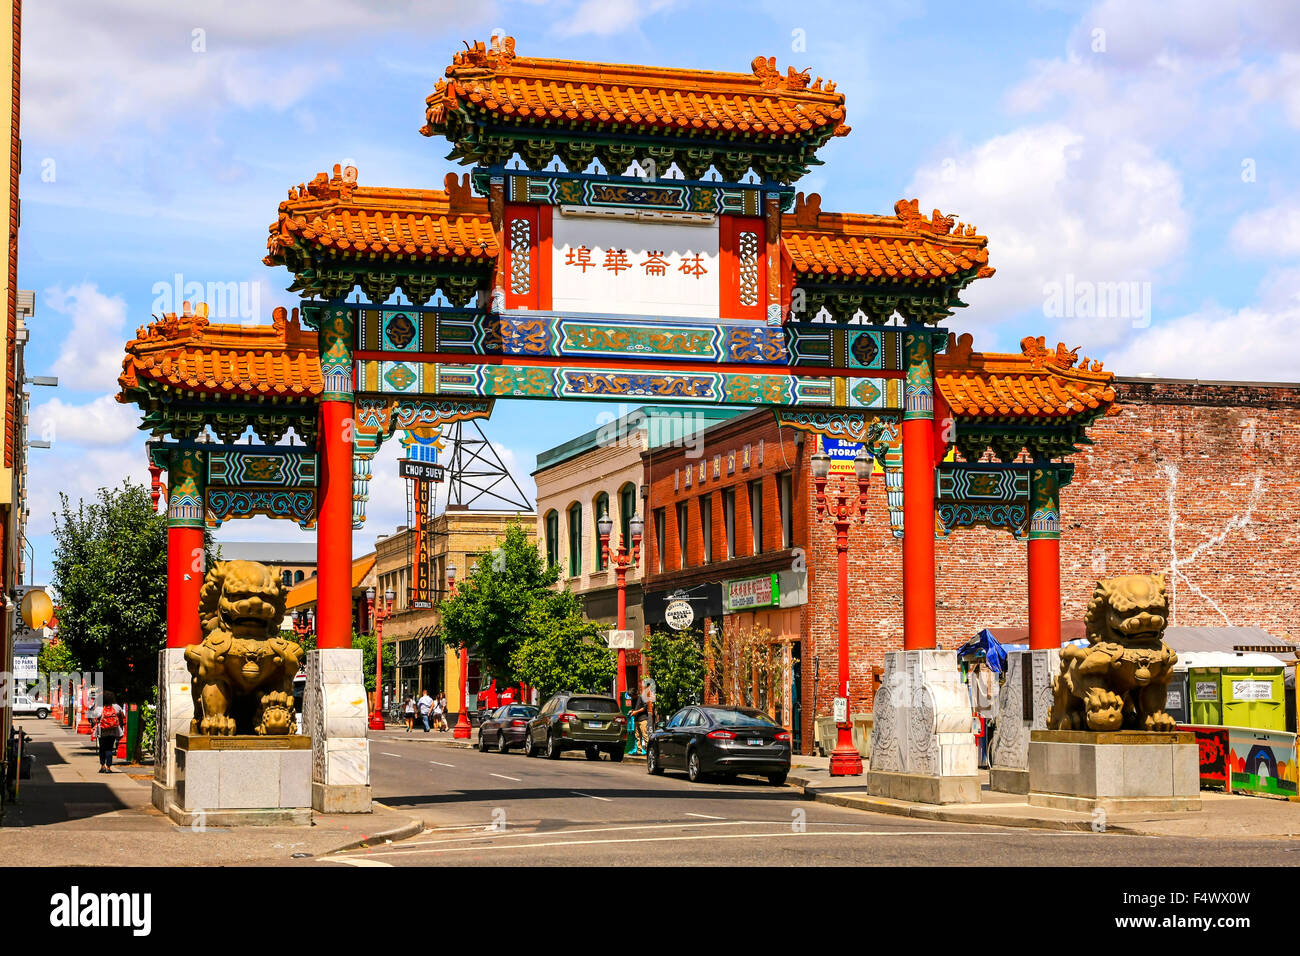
1047,573,1179,733
184,560,304,736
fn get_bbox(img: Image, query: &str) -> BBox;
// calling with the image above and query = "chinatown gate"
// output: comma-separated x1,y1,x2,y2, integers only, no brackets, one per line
119,37,1117,813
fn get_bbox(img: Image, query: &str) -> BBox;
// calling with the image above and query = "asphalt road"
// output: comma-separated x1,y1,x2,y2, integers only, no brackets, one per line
307,736,1300,866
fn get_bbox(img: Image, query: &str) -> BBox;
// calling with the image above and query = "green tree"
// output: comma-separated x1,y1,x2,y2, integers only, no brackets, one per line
354,629,376,694
646,629,706,718
37,638,78,682
438,522,558,680
510,599,615,700
51,482,215,705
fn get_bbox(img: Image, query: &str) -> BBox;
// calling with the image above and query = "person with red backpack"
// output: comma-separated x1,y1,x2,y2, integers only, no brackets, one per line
91,691,126,773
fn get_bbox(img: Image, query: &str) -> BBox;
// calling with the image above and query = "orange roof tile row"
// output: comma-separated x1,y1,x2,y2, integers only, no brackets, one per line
936,334,1117,420
423,37,850,141
117,303,323,401
784,195,994,280
285,554,376,610
265,167,496,265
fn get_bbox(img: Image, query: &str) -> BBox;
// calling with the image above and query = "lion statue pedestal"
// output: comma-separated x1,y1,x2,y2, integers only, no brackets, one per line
159,561,313,827
1027,574,1200,813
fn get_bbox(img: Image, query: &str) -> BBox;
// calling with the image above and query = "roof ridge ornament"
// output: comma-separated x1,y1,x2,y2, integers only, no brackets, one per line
894,198,959,236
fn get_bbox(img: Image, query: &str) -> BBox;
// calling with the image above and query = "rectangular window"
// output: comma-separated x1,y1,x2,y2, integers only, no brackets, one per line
749,479,763,553
568,505,582,577
723,487,736,559
654,507,666,573
778,471,793,548
700,494,713,564
676,502,689,569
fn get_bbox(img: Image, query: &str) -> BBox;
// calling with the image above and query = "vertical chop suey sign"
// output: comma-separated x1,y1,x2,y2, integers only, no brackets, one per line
725,573,779,612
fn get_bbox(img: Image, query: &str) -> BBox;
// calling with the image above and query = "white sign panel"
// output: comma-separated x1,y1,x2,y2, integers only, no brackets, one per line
1231,679,1273,701
551,212,720,318
1194,680,1219,702
1166,689,1183,710
13,655,36,680
664,600,695,631
833,696,848,724
606,629,636,650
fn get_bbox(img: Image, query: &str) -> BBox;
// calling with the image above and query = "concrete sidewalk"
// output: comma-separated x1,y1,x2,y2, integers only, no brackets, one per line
788,766,1300,838
0,719,426,866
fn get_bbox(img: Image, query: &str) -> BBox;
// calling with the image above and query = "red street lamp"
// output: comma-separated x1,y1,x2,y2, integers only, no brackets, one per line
449,562,474,739
811,446,872,777
598,510,642,699
365,586,395,731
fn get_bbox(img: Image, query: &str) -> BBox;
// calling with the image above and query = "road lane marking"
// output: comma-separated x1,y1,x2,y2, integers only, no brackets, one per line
341,829,1000,857
380,752,403,757
429,760,455,767
570,791,612,802
326,857,395,867
685,812,724,820
490,773,522,782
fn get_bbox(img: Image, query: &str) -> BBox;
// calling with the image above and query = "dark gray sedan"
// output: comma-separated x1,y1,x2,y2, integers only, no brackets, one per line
646,705,790,785
477,704,539,753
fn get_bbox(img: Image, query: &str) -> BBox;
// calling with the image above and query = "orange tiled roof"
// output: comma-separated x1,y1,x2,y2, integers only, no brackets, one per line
782,194,995,281
117,303,322,402
937,333,1117,420
422,36,849,141
285,554,376,610
265,166,495,266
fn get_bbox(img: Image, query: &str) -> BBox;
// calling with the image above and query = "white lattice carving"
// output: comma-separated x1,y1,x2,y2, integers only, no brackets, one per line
509,218,532,296
738,229,759,307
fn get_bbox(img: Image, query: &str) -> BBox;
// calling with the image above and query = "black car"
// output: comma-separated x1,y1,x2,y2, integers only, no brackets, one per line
525,692,626,761
647,705,790,785
477,704,539,753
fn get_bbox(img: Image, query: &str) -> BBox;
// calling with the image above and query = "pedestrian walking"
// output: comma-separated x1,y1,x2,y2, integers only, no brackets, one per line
91,691,126,773
630,684,649,755
432,692,446,732
403,695,416,732
417,688,434,732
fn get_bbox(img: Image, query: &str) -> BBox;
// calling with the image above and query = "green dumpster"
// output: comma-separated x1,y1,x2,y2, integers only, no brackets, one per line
126,704,141,761
1185,652,1286,732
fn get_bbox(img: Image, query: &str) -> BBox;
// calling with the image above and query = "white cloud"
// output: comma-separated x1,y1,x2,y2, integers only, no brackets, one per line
44,283,130,394
906,123,1187,345
30,395,141,449
552,0,679,38
1101,300,1300,381
1230,200,1300,258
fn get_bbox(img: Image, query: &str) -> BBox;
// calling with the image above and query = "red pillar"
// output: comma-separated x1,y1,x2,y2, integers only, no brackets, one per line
616,564,627,699
317,399,354,650
902,332,938,651
166,526,204,648
165,448,206,648
1028,467,1062,650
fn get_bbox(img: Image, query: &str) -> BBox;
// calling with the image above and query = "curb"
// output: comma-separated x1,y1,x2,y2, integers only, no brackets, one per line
323,803,428,854
787,772,1139,834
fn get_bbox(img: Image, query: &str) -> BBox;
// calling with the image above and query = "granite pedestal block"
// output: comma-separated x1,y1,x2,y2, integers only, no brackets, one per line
1027,730,1201,813
989,648,1059,794
303,648,371,813
170,733,312,826
867,649,980,804
151,648,195,814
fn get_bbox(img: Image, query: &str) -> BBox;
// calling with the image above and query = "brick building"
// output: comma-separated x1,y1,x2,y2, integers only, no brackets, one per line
639,377,1300,755
534,406,741,691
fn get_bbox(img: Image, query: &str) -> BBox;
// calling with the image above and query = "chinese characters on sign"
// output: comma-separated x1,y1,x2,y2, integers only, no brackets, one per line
564,245,710,279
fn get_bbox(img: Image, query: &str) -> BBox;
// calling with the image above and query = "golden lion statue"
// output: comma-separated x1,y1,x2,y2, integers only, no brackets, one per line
1048,574,1178,733
184,560,304,736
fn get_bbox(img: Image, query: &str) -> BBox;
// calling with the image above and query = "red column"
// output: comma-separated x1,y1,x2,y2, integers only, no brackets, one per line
1028,467,1062,650
902,416,937,650
166,526,204,648
616,564,627,699
317,399,354,650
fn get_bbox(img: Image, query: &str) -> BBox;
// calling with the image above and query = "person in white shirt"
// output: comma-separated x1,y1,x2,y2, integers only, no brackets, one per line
417,690,434,733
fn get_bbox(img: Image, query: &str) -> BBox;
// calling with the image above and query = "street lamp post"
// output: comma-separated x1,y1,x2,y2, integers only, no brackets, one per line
598,510,642,699
365,586,395,731
448,562,473,739
811,447,872,776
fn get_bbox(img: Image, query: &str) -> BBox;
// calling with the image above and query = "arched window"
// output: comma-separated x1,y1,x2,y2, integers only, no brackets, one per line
567,502,583,577
294,570,305,584
543,510,560,567
281,570,292,587
594,492,610,570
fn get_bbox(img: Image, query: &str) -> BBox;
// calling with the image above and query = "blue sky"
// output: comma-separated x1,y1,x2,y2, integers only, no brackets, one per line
17,0,1300,584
